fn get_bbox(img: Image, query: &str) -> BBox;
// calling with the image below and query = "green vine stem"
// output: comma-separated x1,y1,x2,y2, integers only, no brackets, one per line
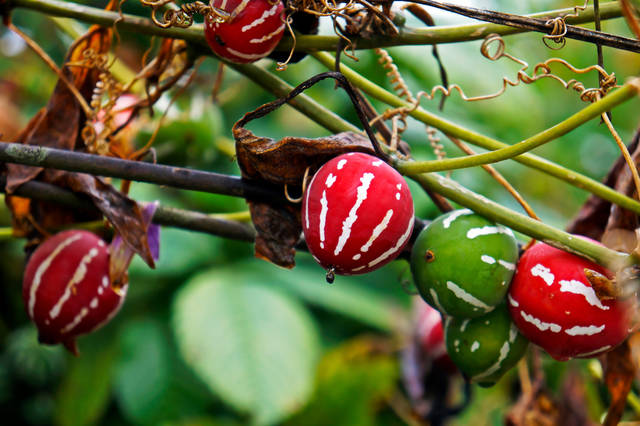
4,0,639,271
5,0,625,51
412,172,632,271
0,177,257,241
46,10,358,136
224,62,360,135
395,83,638,173
311,51,640,215
284,1,626,51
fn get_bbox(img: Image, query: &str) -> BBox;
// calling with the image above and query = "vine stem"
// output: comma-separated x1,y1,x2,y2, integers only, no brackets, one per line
0,141,282,201
44,8,358,139
406,0,640,53
311,51,640,215
4,0,627,51
411,172,632,271
394,83,638,173
3,0,638,270
0,177,257,242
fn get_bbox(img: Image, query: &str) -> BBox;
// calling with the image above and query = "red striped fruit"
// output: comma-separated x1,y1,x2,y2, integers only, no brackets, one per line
204,0,285,63
22,230,127,354
302,152,414,276
508,242,634,361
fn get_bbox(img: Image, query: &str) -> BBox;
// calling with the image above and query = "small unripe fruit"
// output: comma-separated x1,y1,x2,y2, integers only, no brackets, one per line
445,303,528,387
302,152,414,276
411,209,518,318
508,242,634,361
22,230,127,354
204,0,285,63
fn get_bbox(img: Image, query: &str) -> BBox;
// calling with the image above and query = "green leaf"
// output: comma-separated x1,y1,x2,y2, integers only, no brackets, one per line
5,326,66,388
172,268,320,425
200,259,408,333
284,337,398,426
54,333,118,426
274,260,407,333
129,225,222,277
113,319,171,424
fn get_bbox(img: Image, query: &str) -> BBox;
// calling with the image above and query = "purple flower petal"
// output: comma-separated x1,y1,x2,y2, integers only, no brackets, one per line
109,201,160,284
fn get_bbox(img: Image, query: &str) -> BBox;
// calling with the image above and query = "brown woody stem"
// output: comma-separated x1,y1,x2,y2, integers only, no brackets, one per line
0,176,257,241
0,142,280,201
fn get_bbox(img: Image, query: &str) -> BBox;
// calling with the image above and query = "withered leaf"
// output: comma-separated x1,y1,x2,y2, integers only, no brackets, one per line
3,10,154,268
506,379,560,426
57,173,154,267
4,20,112,238
234,125,375,268
248,202,301,268
234,128,375,185
584,268,620,300
602,339,635,426
557,370,597,426
505,371,595,426
628,332,640,382
6,24,112,192
567,129,640,241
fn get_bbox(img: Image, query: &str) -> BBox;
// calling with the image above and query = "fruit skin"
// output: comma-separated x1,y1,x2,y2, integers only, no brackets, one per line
508,242,634,361
204,0,285,63
445,303,528,387
22,230,127,354
302,152,414,275
414,298,456,373
411,209,518,318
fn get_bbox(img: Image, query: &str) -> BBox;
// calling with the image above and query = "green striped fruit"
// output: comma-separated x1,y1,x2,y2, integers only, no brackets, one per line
444,303,528,387
411,209,518,318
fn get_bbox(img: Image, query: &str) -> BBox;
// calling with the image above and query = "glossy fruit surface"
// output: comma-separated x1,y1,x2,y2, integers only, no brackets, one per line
508,242,634,361
411,209,518,318
22,230,127,354
302,152,414,275
414,298,456,372
204,0,285,63
445,303,528,387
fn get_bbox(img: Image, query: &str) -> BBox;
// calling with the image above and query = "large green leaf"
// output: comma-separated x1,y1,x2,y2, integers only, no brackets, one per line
113,319,171,424
53,332,118,426
172,268,320,425
113,318,212,424
274,259,407,333
284,337,398,426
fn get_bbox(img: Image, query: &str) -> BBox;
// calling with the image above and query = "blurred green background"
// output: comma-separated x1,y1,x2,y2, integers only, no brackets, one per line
0,0,639,424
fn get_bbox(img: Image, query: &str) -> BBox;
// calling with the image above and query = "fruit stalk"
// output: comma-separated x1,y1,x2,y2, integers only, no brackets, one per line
312,51,640,216
6,0,627,51
411,172,632,271
0,177,256,242
395,83,639,174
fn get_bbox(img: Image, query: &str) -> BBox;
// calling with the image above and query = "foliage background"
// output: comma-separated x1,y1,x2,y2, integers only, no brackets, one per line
0,0,639,424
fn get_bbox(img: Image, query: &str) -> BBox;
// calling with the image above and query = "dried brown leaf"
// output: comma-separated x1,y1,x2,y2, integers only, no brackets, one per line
57,173,154,267
602,339,635,426
6,25,112,192
628,331,640,382
248,202,301,268
505,384,560,426
584,268,621,300
234,123,375,268
599,127,640,239
3,18,154,268
234,128,375,185
567,129,640,240
506,371,595,426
